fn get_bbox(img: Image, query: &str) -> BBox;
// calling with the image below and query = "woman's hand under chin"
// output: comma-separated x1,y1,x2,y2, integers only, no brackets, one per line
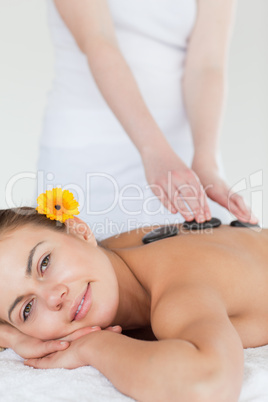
24,326,122,370
7,325,101,360
8,329,70,360
191,155,258,224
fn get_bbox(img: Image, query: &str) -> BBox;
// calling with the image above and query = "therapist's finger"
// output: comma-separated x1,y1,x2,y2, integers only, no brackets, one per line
150,183,178,214
161,173,211,222
172,194,193,221
229,194,258,224
172,179,206,222
191,173,212,220
181,171,210,222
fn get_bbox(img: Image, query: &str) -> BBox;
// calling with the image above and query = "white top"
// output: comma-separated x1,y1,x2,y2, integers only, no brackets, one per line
39,1,231,235
41,0,197,148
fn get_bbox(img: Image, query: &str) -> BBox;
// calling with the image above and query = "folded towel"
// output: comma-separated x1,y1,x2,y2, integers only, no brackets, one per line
0,348,133,401
1,345,268,401
239,345,268,402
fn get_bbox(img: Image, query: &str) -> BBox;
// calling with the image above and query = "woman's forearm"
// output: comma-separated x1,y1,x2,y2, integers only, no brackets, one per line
85,40,171,156
81,331,221,402
182,66,227,164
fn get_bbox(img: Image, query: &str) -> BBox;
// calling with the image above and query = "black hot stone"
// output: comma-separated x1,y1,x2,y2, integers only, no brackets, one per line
142,225,179,244
230,220,260,228
182,217,222,230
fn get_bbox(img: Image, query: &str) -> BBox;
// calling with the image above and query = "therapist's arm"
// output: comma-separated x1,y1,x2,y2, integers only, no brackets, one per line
53,0,211,223
183,0,257,223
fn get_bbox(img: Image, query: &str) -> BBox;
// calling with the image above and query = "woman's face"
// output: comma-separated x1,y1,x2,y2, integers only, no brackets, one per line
0,223,119,340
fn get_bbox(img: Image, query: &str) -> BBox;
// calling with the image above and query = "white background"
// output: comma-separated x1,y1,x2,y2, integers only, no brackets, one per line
0,0,267,226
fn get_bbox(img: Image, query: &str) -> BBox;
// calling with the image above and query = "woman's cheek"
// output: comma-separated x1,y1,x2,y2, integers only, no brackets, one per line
28,317,65,340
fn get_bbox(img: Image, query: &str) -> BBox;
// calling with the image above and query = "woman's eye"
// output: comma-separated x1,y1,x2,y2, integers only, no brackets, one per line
22,254,51,322
23,301,33,321
40,254,50,274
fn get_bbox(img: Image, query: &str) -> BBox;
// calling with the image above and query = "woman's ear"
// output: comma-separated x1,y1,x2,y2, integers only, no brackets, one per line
64,217,97,246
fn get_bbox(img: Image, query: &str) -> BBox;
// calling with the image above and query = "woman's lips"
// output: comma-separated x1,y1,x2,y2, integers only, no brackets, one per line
72,283,92,321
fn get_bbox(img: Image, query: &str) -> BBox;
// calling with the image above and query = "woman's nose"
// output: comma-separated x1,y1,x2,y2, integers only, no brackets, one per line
43,284,68,310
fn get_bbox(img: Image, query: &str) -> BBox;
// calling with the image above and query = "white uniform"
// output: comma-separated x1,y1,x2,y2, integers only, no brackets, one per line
38,0,230,239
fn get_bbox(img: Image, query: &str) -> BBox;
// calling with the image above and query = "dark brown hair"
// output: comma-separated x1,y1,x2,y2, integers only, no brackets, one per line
0,207,66,236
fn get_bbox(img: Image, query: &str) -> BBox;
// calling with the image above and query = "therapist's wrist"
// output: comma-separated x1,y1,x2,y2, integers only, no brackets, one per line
192,150,219,171
140,138,173,160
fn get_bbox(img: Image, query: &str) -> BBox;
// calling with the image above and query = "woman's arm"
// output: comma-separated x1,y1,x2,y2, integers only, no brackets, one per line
89,287,244,402
183,0,256,223
25,287,244,402
0,323,104,359
53,0,211,223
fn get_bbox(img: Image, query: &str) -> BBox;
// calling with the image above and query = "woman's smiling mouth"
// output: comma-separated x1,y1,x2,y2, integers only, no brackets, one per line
71,283,92,321
76,295,85,315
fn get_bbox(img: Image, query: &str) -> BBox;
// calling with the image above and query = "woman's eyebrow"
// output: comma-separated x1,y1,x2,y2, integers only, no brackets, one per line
25,241,45,277
8,241,45,323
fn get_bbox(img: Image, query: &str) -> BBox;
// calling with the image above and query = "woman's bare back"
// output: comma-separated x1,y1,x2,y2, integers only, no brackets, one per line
103,224,268,348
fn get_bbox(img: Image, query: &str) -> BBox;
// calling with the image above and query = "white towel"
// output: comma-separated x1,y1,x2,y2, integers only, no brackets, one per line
0,346,268,401
239,345,268,402
0,349,133,402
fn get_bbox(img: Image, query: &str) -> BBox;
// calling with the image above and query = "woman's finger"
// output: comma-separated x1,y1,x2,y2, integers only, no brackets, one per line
105,326,122,333
60,326,101,342
24,355,54,369
37,340,69,358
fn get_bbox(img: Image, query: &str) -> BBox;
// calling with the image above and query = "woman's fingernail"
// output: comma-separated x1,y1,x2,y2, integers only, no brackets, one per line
60,341,68,345
91,326,101,331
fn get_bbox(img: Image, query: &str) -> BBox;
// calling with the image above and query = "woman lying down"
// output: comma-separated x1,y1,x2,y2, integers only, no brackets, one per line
0,192,267,402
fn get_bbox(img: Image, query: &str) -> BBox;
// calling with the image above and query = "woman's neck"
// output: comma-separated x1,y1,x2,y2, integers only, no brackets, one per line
102,247,151,329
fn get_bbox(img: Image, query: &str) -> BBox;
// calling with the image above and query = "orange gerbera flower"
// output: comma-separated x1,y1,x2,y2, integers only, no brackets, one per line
36,188,80,223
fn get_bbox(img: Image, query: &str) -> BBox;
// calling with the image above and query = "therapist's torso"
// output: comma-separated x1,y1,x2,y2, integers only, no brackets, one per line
42,0,197,148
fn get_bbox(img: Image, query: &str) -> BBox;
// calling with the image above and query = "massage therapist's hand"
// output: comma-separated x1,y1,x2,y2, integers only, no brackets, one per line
192,155,258,224
24,326,122,370
141,144,211,222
